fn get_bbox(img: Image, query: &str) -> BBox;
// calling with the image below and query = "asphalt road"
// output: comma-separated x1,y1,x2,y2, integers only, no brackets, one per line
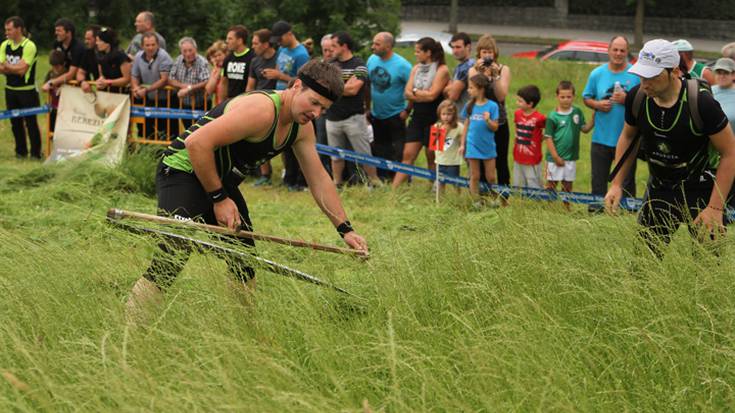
402,20,727,53
497,42,548,57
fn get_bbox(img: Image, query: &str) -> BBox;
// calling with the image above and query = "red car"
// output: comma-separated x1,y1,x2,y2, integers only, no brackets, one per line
512,40,633,64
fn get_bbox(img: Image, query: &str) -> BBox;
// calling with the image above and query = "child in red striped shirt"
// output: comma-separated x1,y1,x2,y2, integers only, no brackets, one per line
512,85,546,189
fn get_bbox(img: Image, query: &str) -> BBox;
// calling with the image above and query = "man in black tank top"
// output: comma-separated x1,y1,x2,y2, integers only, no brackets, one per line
605,39,735,257
126,60,369,318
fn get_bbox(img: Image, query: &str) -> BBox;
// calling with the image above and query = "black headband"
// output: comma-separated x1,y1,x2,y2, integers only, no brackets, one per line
298,73,340,102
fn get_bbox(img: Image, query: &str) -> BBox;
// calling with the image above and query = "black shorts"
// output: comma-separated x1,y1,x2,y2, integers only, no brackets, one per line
371,114,406,144
637,178,730,245
157,162,252,228
405,117,433,146
144,161,256,287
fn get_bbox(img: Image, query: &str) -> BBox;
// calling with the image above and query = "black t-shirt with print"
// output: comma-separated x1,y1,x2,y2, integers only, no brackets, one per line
625,80,728,187
223,49,254,98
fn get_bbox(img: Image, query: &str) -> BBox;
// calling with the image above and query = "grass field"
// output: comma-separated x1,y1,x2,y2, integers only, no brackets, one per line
2,54,735,411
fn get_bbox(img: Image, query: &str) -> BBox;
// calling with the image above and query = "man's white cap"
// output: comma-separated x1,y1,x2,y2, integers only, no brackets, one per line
629,39,681,79
672,39,694,52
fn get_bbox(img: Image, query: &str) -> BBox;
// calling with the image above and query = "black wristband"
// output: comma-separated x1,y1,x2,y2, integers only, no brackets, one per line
208,187,228,203
336,220,354,238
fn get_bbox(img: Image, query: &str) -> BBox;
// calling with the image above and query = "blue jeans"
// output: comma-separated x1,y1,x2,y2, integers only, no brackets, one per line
438,164,460,178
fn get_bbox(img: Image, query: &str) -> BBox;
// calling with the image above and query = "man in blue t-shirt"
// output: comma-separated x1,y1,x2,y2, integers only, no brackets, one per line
583,36,640,210
264,20,309,91
366,32,412,180
444,32,475,120
263,21,310,190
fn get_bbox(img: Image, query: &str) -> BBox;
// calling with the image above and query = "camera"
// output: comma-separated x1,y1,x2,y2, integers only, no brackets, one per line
481,57,494,67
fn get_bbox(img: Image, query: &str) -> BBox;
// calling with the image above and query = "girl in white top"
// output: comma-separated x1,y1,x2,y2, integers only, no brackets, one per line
434,100,464,194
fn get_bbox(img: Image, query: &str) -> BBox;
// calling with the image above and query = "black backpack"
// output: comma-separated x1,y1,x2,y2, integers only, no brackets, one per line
608,78,709,182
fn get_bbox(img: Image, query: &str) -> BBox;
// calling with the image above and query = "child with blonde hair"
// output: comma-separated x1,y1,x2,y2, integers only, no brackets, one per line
433,100,465,194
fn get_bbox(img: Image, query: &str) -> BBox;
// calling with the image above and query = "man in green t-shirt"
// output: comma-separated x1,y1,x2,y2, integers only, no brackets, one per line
544,80,594,208
0,16,41,159
672,39,715,85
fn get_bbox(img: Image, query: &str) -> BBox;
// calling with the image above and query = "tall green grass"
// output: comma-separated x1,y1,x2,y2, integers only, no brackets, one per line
1,144,735,411
2,55,734,411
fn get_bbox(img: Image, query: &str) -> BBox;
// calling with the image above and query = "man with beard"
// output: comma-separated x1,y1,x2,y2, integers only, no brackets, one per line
366,32,412,180
325,31,380,187
605,39,735,257
46,18,84,88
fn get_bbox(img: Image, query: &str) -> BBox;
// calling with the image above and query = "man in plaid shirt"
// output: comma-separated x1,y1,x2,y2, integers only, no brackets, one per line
168,37,211,130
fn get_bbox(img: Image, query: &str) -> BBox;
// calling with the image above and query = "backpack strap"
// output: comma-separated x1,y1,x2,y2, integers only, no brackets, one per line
608,87,645,182
686,78,704,132
631,86,646,123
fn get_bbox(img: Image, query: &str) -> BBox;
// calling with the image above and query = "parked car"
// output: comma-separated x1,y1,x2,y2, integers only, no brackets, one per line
395,31,452,54
512,40,634,64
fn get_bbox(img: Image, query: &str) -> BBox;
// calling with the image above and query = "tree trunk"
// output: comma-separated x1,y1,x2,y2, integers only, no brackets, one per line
634,0,645,50
449,0,458,34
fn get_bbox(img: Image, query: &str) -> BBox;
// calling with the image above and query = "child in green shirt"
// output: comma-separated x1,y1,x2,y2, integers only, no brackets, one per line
544,80,594,208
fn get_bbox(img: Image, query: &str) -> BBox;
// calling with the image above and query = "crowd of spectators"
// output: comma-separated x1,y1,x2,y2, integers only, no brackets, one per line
2,13,735,210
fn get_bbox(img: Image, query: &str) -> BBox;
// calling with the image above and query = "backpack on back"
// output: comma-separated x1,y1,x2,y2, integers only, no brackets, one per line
608,78,709,182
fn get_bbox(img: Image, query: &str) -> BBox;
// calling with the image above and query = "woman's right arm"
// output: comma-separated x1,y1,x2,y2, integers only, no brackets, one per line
458,118,469,156
404,65,418,101
492,64,511,102
414,65,450,102
205,66,220,95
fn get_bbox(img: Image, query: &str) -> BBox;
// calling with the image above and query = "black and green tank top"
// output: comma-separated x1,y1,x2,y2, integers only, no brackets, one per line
162,91,300,178
639,84,713,188
1,38,37,90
